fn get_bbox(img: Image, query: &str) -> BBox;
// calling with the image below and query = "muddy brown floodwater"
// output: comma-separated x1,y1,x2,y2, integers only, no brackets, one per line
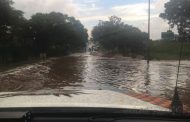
0,53,190,109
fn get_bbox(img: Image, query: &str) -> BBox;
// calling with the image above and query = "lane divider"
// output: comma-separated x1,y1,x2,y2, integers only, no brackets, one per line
126,92,189,112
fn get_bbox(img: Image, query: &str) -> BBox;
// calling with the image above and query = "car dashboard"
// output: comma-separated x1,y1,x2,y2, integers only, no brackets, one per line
0,107,189,122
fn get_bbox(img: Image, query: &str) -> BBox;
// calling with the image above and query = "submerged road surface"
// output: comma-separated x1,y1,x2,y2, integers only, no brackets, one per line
0,53,190,109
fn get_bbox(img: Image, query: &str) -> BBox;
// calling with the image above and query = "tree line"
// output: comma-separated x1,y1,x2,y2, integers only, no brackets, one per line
0,0,88,64
1,0,189,63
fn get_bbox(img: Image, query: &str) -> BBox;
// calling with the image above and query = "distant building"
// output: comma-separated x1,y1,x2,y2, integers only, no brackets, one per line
161,30,175,41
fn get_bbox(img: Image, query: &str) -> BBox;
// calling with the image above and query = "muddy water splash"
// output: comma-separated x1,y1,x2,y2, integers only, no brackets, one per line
0,54,190,108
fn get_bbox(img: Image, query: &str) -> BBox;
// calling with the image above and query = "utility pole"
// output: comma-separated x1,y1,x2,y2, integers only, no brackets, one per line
147,0,151,64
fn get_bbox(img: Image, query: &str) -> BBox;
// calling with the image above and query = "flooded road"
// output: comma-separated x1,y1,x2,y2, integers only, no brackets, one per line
0,54,190,109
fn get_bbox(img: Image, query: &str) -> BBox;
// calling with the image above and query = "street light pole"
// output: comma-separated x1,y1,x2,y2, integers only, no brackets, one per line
147,0,150,64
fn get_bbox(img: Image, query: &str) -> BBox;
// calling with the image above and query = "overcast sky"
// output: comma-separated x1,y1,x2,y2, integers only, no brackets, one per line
12,0,175,40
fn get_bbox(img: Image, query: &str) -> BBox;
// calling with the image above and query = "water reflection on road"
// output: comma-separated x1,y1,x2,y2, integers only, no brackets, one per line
0,53,190,108
48,54,190,109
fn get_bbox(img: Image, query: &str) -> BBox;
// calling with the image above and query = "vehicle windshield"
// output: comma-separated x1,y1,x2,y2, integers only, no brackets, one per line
0,0,190,114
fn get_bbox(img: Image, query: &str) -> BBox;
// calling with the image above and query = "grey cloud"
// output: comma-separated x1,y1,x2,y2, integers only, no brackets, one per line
13,0,78,19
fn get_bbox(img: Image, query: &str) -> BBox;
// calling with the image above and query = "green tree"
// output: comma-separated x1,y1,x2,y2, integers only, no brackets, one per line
30,12,88,56
0,0,88,64
160,0,190,40
0,0,27,63
92,16,148,56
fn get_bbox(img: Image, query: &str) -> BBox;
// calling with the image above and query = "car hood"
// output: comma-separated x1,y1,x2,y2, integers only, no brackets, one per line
0,89,170,112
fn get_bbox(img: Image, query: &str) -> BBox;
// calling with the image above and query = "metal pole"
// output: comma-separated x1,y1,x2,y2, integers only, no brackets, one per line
148,0,150,41
147,0,151,64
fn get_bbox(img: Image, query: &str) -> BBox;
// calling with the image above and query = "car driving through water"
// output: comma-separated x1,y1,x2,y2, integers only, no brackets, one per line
0,0,190,121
